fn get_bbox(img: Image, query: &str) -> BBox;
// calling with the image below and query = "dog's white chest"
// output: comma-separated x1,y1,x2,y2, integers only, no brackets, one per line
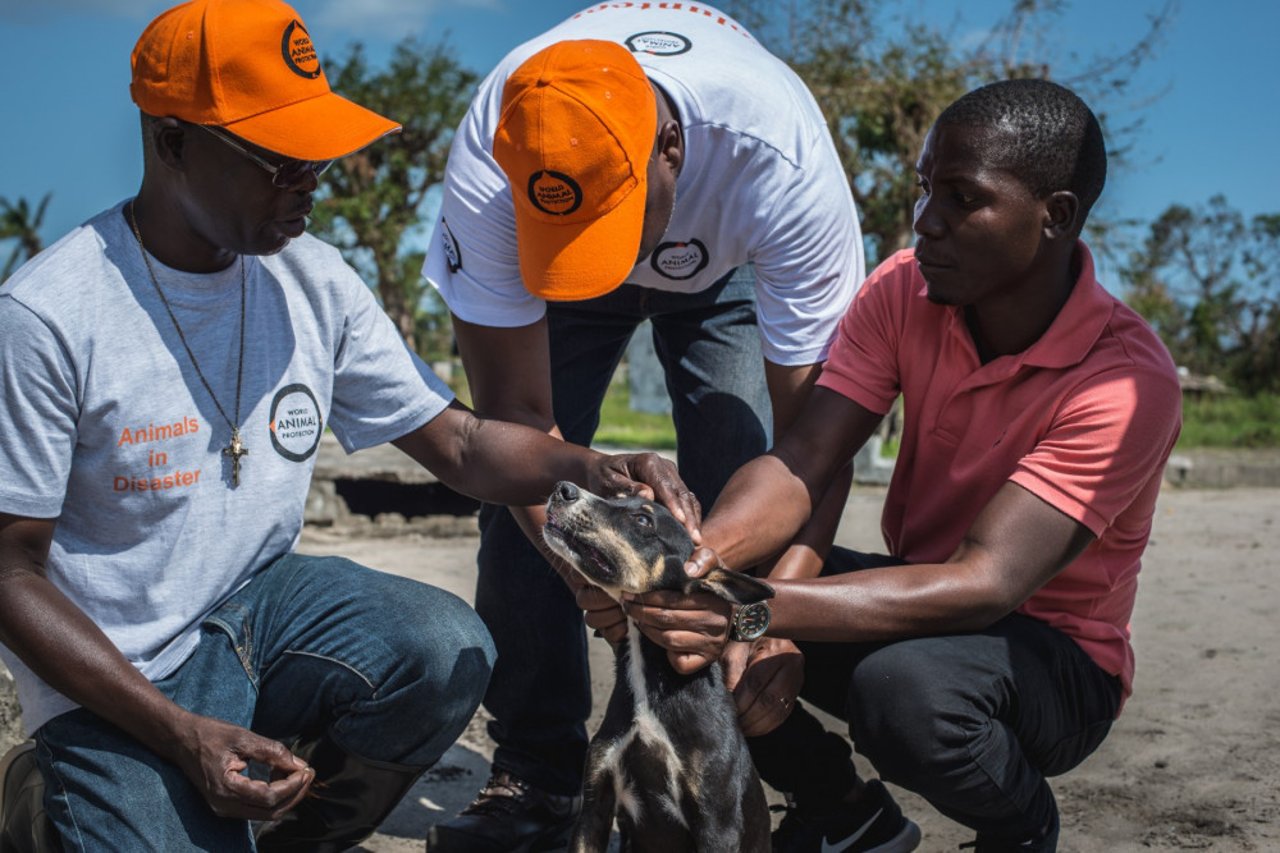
597,631,689,828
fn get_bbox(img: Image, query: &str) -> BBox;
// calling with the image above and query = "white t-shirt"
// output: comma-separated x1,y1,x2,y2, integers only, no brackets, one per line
424,1,864,366
0,201,453,733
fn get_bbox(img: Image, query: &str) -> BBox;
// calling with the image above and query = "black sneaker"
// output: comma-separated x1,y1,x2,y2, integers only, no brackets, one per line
959,810,1059,852
772,779,921,853
425,769,581,852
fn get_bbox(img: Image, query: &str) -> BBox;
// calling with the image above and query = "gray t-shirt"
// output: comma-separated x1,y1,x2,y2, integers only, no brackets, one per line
0,201,453,733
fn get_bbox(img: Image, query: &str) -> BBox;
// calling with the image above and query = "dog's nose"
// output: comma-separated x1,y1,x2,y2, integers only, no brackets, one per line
555,481,580,503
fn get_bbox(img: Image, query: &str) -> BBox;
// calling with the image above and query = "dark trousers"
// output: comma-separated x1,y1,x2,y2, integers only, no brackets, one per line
474,267,772,795
748,548,1122,840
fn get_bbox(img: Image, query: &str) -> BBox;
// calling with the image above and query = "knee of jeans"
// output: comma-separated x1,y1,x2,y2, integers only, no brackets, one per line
386,586,495,711
846,644,974,785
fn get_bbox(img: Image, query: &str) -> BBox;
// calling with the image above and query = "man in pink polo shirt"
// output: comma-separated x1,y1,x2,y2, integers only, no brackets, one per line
624,79,1182,852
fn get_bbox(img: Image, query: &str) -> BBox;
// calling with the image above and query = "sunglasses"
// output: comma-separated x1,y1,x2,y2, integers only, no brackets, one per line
196,124,334,188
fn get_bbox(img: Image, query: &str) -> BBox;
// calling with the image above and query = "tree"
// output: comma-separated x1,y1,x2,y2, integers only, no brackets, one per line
725,0,1176,265
309,39,477,358
1122,196,1280,393
0,193,51,281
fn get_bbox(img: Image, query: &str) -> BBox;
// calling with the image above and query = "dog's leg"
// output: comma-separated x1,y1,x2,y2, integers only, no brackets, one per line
687,776,770,853
569,761,617,853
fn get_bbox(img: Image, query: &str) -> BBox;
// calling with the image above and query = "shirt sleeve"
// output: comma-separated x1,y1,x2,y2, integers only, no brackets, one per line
750,133,865,366
0,296,78,517
1010,364,1183,535
327,264,455,453
814,254,911,416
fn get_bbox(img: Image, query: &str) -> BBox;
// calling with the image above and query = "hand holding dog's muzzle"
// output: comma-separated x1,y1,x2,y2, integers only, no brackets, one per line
622,588,734,674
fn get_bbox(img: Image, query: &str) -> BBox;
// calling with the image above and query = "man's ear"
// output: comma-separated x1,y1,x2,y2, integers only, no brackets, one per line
151,117,187,171
686,567,774,606
1044,190,1080,239
656,119,683,177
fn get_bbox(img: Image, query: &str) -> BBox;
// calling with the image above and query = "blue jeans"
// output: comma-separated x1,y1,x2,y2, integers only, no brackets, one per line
34,553,495,852
475,267,772,795
747,548,1122,841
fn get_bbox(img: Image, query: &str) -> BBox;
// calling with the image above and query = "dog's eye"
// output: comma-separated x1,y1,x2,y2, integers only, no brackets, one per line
634,512,654,528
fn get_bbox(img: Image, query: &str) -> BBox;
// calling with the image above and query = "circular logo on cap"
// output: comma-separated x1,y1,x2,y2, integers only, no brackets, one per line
625,31,692,56
441,217,462,273
269,383,323,462
651,239,709,280
528,171,583,216
281,20,322,79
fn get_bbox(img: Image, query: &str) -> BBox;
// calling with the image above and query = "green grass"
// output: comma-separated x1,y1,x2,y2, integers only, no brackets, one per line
1177,393,1280,448
594,377,678,449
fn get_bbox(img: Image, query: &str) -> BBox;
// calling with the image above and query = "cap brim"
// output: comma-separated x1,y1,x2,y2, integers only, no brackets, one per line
516,179,646,302
222,90,401,161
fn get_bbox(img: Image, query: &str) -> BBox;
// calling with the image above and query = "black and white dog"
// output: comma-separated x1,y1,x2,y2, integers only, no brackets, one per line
543,482,773,853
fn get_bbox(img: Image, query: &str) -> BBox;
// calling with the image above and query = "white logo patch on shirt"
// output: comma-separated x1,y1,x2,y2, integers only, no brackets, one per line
651,239,709,280
625,31,692,56
269,383,324,462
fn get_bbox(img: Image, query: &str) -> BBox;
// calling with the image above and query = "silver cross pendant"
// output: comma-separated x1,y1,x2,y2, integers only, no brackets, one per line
223,428,248,487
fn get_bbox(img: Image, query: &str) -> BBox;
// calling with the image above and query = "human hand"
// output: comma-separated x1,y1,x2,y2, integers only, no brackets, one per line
577,584,628,646
168,712,314,821
622,586,733,674
587,452,701,540
723,637,804,736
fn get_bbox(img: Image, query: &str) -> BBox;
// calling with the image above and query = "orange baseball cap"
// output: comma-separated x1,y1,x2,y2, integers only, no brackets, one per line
130,0,400,162
493,40,657,301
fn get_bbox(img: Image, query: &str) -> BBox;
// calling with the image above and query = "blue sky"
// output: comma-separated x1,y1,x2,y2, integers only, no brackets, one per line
1,0,1276,279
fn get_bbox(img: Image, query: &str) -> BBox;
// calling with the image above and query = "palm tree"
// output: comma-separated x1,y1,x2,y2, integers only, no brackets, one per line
1,193,51,281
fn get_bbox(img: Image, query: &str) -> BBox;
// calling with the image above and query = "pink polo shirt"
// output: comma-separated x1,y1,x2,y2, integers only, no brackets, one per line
817,244,1181,702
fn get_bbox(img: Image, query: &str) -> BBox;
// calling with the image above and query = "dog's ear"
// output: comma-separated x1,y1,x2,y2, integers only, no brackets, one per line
686,568,774,605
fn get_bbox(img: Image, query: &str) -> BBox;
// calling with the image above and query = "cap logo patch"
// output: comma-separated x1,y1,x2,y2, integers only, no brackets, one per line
441,217,462,273
282,20,322,79
528,170,583,216
269,383,323,462
651,239,709,280
625,32,692,56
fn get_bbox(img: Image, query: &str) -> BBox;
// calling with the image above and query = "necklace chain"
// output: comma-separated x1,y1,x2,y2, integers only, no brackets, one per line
126,200,248,485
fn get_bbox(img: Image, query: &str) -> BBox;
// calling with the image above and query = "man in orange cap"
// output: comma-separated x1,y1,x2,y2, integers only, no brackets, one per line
422,4,864,850
0,1,698,850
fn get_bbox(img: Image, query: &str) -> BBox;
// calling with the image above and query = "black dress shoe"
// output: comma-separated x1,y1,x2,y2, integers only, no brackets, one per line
0,741,61,853
426,769,581,852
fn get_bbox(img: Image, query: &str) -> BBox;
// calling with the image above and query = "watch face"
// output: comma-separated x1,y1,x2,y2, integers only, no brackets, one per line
734,601,771,642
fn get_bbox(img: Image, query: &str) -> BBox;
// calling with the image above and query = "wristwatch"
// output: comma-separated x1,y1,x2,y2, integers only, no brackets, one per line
730,601,772,642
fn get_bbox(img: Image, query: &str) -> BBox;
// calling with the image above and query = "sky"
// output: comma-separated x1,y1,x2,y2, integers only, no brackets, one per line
1,0,1276,280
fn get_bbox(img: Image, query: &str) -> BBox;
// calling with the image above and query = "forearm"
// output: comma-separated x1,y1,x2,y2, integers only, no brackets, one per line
766,558,1008,643
0,570,193,755
763,461,853,580
700,454,816,572
399,405,599,507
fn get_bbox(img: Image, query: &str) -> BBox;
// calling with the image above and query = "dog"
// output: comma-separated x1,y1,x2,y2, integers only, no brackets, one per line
543,481,773,853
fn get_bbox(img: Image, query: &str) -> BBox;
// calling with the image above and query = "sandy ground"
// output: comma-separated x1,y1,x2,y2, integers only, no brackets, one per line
285,485,1280,852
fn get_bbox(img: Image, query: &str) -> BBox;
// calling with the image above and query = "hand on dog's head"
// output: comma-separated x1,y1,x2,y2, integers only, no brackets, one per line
543,481,772,605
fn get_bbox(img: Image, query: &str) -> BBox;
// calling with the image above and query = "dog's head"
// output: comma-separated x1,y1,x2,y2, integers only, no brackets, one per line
542,481,773,606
